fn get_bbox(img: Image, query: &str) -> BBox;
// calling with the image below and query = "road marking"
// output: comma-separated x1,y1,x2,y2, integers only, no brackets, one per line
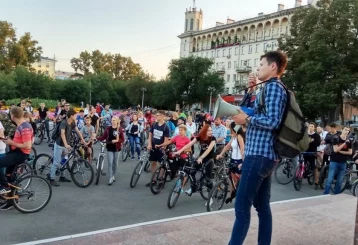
13,195,330,245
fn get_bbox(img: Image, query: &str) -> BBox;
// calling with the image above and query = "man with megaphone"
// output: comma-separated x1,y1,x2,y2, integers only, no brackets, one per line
228,51,288,245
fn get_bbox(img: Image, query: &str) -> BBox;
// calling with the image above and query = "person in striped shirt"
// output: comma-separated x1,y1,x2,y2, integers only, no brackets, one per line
228,51,288,245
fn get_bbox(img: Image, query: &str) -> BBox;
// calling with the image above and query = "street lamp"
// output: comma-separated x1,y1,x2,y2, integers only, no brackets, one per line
141,87,146,110
208,86,215,114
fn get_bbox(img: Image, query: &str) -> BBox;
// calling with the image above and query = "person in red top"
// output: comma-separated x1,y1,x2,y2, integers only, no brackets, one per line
156,124,190,178
95,102,102,115
0,107,33,206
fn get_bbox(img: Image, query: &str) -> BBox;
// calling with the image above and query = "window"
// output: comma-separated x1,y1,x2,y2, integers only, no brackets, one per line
229,48,232,55
228,61,231,69
256,44,260,53
184,40,187,51
225,87,229,94
197,19,199,31
45,71,49,75
216,63,219,69
233,74,237,81
211,51,214,57
185,19,188,31
46,64,50,68
263,43,267,51
247,60,251,66
217,50,220,58
235,47,238,55
248,45,252,54
234,61,238,68
272,42,275,50
223,49,226,56
227,75,230,82
254,58,259,67
190,19,194,30
241,46,245,55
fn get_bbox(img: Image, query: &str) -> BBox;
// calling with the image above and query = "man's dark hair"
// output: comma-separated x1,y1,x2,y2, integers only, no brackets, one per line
308,122,316,127
260,51,288,76
157,110,165,115
79,109,84,113
67,109,76,118
329,123,337,128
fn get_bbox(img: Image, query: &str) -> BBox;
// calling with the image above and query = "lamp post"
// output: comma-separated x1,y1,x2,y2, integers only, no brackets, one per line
141,87,146,110
208,86,215,114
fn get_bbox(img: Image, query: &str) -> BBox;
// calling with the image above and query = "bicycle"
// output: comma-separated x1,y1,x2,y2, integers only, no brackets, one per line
32,143,94,188
206,160,241,212
121,136,131,162
293,152,315,191
94,141,107,185
149,147,173,195
130,147,151,188
0,163,52,213
274,158,295,185
167,154,213,209
34,120,53,145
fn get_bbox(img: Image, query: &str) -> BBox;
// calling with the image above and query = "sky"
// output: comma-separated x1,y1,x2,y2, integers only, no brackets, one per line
0,0,308,79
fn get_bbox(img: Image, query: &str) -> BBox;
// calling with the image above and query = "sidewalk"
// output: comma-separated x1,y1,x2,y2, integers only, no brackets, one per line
17,194,356,245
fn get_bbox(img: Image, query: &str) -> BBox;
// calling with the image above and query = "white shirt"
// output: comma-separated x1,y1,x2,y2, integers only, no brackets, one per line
0,122,7,154
186,122,196,135
317,131,328,152
231,137,242,160
84,108,89,115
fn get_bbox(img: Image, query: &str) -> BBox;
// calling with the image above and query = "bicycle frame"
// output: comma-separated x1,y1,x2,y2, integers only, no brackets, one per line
97,142,106,171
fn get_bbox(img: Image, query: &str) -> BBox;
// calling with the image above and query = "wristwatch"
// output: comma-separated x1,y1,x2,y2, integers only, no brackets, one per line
245,116,251,124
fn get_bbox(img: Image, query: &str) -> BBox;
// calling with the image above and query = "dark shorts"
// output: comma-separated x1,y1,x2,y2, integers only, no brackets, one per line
229,159,243,175
304,154,316,170
149,148,164,162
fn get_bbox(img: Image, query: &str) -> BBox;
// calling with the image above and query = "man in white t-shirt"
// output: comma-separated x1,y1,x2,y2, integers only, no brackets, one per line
0,122,7,174
316,126,328,171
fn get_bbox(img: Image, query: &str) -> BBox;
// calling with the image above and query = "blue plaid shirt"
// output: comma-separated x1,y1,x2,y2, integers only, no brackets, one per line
245,77,287,160
212,124,227,145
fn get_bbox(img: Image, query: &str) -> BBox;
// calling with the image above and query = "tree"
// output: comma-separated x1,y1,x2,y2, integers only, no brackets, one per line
151,80,176,109
168,56,225,107
0,21,42,73
278,0,358,124
70,51,92,75
124,76,155,106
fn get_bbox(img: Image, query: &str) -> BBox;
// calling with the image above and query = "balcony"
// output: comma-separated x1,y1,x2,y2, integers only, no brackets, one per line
235,80,247,87
236,66,252,73
216,66,225,75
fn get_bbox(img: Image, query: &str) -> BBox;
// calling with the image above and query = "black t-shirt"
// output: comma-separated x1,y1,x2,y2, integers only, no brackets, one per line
307,132,321,152
56,120,75,147
330,136,352,163
38,107,49,119
107,126,119,152
86,114,99,129
197,136,217,160
150,122,170,147
129,124,139,135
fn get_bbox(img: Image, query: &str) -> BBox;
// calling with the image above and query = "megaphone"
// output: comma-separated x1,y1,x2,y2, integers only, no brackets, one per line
213,95,255,119
213,95,241,119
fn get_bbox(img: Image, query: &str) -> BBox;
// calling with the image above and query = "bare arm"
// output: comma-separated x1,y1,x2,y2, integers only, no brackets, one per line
238,134,245,159
198,140,216,160
61,129,69,148
217,138,233,158
177,138,197,154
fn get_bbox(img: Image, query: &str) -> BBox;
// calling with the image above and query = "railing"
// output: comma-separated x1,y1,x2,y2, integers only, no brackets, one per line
236,66,252,73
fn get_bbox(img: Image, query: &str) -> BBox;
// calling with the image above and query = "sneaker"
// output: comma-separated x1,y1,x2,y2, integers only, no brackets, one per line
205,198,213,207
145,181,157,187
46,173,51,181
0,186,10,195
108,177,113,186
185,188,192,196
113,177,116,182
50,180,60,187
59,177,72,183
131,156,135,160
138,156,140,160
0,201,13,211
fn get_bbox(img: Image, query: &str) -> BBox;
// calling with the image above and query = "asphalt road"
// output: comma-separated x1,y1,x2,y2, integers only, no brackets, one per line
2,143,324,245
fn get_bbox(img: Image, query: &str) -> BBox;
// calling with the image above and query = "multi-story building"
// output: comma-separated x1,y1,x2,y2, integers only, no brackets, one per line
31,56,57,78
55,70,77,80
178,0,318,105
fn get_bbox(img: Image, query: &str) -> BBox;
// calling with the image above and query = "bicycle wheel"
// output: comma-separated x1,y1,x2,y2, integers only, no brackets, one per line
121,143,129,162
352,180,358,196
150,165,168,195
274,159,295,185
144,159,151,172
206,180,228,212
11,175,52,214
31,147,37,159
319,165,329,189
130,161,143,188
307,171,314,185
33,153,52,176
167,177,183,209
200,182,211,200
95,156,104,185
34,128,44,145
293,167,302,191
70,158,94,188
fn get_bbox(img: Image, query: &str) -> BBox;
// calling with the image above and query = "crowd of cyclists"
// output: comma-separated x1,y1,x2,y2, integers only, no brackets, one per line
0,96,357,212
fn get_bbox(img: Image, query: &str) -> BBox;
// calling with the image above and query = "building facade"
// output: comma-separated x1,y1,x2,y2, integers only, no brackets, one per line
31,56,57,78
55,70,77,80
178,0,318,104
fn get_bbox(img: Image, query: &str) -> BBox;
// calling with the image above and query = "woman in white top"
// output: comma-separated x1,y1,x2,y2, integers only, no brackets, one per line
0,121,7,174
186,116,196,135
216,125,245,204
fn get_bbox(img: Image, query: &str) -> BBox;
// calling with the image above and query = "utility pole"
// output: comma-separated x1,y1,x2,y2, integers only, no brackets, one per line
141,87,146,110
208,86,215,114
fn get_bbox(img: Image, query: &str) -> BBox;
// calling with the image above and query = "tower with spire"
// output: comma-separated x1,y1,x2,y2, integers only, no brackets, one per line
184,0,203,33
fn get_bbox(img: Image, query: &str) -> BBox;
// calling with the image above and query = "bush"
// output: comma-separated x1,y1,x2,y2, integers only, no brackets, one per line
6,98,62,109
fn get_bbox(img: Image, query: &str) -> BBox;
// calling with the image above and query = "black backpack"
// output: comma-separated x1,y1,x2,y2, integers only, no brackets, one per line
51,122,62,141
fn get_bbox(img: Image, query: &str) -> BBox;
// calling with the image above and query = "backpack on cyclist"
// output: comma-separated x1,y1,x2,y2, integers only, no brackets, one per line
0,112,17,139
259,81,309,158
51,122,61,141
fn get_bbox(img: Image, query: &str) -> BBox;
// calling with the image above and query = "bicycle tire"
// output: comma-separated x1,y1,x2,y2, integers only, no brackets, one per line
95,156,104,185
167,177,182,209
206,180,228,212
32,153,53,176
307,172,314,185
34,129,44,145
12,175,52,214
31,147,37,159
352,180,358,196
274,159,295,185
150,165,167,195
144,159,151,173
319,165,329,189
121,143,129,162
70,159,94,188
130,161,143,188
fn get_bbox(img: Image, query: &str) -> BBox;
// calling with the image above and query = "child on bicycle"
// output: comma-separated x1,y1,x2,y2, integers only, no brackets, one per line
80,117,96,164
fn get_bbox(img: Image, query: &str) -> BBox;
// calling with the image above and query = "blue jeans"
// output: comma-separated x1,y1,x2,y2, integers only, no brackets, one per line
0,153,5,175
323,161,346,195
50,143,67,179
229,155,276,245
129,135,141,157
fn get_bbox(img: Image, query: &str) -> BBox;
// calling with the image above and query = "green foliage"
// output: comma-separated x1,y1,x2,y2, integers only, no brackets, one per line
5,98,59,108
278,0,358,124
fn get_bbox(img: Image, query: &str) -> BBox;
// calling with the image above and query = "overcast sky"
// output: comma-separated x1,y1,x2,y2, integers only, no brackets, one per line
1,0,306,79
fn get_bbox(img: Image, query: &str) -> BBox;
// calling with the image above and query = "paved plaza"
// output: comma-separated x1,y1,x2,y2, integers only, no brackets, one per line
1,143,345,245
